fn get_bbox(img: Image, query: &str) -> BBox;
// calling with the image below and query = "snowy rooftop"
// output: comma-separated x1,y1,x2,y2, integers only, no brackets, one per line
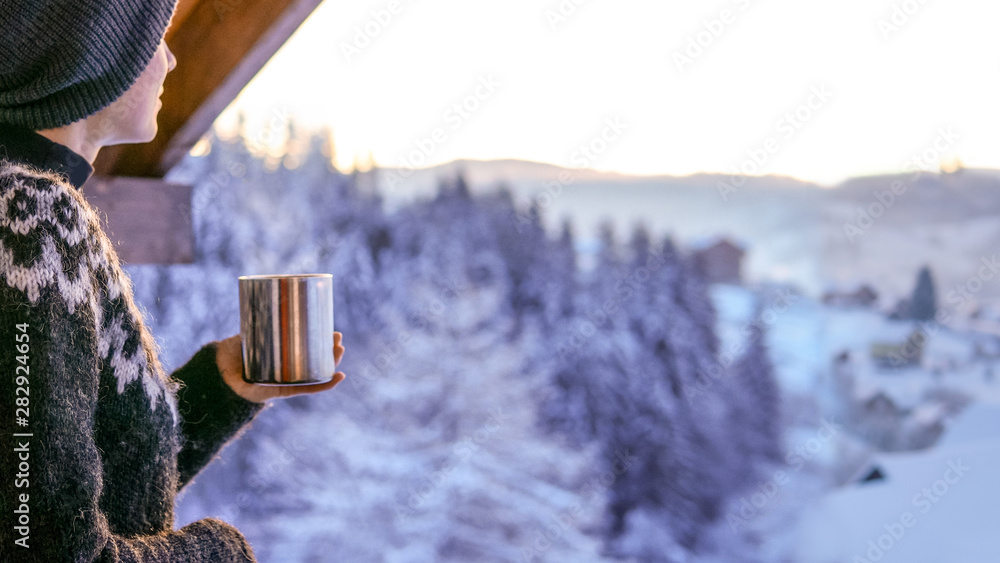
687,234,748,252
794,403,1000,562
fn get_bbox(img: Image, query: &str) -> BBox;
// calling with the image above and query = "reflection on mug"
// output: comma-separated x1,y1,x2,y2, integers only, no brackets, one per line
238,273,335,385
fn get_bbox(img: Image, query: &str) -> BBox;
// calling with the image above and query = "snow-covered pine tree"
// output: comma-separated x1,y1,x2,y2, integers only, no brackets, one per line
604,233,735,555
542,224,746,558
734,321,783,464
718,319,784,500
909,265,937,322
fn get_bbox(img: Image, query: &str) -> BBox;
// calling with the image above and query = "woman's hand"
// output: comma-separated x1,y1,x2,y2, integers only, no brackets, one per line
215,332,346,403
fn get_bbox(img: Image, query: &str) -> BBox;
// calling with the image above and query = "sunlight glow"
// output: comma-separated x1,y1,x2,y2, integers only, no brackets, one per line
212,0,1000,186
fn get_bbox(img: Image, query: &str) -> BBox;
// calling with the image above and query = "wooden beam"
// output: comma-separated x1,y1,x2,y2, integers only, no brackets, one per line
81,177,194,264
167,0,201,33
93,0,324,178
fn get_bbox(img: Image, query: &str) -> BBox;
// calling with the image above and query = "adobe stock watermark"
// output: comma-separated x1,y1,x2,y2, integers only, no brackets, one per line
877,0,933,41
382,75,502,193
727,418,840,531
876,311,951,373
283,232,343,275
852,458,970,562
213,0,250,21
868,253,1000,373
672,0,753,73
686,288,799,404
210,433,314,521
187,107,292,220
842,126,959,242
341,0,414,63
879,251,1000,371
520,449,636,562
395,407,513,517
510,117,628,234
945,254,1000,312
883,306,964,373
94,50,168,141
556,244,670,361
544,0,592,31
350,280,465,394
238,434,313,513
716,84,834,201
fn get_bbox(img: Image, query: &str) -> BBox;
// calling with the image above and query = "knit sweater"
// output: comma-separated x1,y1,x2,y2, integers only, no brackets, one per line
0,145,267,560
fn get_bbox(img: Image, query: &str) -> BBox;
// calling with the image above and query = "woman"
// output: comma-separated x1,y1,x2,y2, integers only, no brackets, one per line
0,1,346,561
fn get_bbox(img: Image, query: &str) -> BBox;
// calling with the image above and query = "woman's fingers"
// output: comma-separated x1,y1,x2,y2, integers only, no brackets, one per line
227,333,347,401
334,331,345,366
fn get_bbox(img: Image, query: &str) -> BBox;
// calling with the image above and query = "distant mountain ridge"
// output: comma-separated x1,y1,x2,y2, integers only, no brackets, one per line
378,157,825,198
374,159,1000,304
378,157,1000,198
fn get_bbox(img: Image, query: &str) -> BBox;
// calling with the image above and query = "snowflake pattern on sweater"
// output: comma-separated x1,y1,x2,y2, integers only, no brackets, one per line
0,157,267,562
0,161,178,422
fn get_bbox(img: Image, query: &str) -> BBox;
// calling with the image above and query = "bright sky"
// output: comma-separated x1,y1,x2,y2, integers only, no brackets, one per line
216,0,1000,186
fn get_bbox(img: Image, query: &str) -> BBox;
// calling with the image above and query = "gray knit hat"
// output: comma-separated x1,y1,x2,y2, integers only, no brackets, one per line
0,0,179,130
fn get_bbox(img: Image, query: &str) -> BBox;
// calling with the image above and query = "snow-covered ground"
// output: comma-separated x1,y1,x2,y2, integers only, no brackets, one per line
710,283,1000,561
794,412,1000,563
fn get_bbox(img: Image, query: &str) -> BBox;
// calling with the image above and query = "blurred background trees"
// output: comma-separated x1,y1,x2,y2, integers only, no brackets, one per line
128,127,784,562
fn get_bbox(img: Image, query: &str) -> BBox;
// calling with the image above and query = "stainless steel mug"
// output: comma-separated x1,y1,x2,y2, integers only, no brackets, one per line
239,274,335,385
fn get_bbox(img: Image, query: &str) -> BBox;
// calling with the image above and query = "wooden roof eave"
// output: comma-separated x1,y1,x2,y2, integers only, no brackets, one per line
82,0,324,264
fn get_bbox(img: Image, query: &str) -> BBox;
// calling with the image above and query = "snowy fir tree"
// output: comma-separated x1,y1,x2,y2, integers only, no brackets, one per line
540,221,784,559
123,126,786,562
909,265,937,322
719,320,785,494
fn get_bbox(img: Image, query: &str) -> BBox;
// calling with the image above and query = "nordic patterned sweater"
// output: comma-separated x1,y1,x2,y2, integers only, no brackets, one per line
0,126,267,562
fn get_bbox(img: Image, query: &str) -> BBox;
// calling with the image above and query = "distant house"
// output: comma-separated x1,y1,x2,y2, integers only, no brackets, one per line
690,237,745,285
822,284,879,308
861,392,899,418
870,329,924,370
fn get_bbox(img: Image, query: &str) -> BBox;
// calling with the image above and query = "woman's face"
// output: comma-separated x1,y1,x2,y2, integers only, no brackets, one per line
92,39,177,144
